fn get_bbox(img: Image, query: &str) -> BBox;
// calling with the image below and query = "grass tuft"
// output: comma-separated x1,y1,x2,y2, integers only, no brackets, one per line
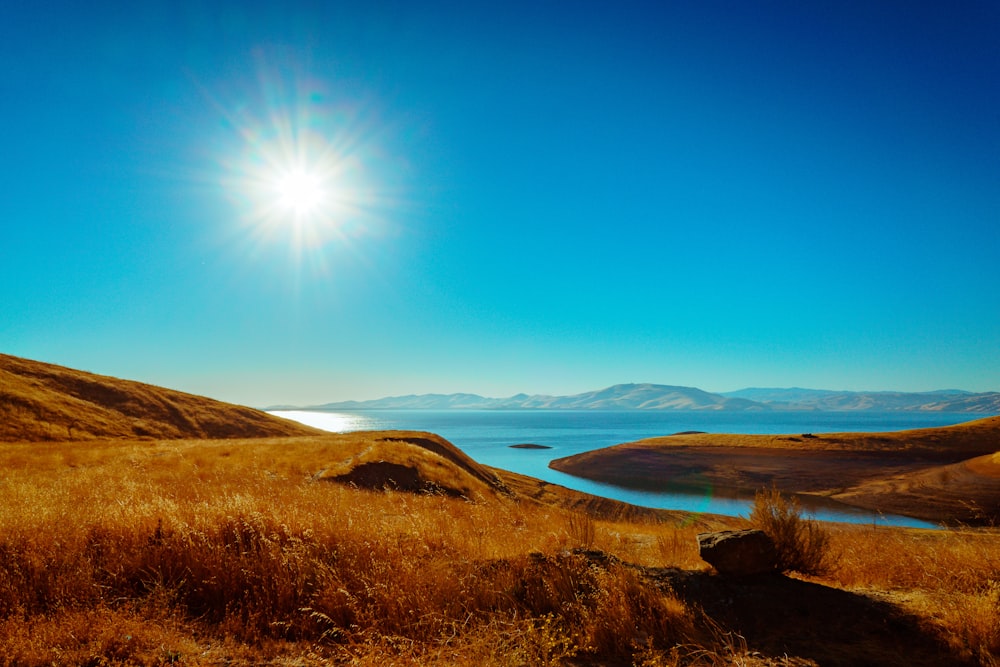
750,486,833,576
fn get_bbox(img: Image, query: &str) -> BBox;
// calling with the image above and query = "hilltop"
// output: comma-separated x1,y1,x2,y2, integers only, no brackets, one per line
0,354,322,442
296,383,1000,412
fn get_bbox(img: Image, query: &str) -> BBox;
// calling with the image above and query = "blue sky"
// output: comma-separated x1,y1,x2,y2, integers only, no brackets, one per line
2,1,998,405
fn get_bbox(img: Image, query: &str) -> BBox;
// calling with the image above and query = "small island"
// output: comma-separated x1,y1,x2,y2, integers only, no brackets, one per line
508,443,553,450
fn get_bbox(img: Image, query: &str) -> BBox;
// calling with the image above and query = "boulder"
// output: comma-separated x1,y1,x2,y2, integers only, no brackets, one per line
697,529,777,576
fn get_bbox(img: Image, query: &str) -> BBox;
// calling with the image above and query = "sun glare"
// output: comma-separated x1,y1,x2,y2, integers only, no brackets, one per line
274,167,327,217
215,60,392,277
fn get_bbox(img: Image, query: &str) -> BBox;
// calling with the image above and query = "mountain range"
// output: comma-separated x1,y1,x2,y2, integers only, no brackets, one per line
274,383,1000,413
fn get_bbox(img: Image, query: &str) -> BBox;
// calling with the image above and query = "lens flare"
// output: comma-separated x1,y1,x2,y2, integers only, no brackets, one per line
679,478,716,528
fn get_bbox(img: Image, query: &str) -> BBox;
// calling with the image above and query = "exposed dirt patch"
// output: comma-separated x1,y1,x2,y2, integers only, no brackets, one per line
832,452,1000,524
377,434,509,492
314,431,511,500
328,460,467,496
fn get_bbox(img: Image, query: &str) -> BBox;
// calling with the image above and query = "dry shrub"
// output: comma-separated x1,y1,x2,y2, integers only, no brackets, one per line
750,486,832,576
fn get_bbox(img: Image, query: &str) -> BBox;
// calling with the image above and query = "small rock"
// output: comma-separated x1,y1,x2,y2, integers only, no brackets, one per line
697,529,777,576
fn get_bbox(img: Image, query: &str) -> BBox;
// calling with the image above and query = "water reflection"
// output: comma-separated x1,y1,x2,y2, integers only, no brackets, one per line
270,410,374,432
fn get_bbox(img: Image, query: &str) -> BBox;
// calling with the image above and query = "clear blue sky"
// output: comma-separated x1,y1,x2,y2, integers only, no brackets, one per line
2,1,998,406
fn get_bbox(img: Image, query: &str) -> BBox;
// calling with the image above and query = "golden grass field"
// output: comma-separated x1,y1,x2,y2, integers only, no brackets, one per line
1,354,998,665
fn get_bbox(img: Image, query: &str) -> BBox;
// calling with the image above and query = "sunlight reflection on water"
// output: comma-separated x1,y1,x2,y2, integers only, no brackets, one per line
269,410,373,432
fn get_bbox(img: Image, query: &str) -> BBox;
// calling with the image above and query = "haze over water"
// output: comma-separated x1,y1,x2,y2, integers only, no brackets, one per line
273,409,973,528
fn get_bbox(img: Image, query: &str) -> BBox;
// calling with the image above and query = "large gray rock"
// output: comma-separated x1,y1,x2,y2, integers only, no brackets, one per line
697,529,778,576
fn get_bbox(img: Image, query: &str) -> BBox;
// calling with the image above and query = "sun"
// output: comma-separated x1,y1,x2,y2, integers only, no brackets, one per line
273,167,327,217
214,61,389,268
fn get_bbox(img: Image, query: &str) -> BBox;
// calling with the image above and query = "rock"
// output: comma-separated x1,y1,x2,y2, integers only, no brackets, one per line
697,529,778,576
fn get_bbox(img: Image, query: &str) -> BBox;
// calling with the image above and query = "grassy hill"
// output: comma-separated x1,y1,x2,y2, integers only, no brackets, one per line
3,433,996,666
0,354,322,441
550,417,1000,524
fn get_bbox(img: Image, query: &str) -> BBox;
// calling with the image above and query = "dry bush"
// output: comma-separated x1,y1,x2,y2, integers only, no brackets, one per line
749,486,833,576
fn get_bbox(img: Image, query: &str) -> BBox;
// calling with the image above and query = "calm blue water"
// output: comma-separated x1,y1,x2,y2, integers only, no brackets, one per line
271,409,984,528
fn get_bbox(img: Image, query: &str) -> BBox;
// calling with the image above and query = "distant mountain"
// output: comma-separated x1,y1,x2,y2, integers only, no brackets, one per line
308,393,493,410
721,388,1000,413
301,383,768,412
292,383,1000,413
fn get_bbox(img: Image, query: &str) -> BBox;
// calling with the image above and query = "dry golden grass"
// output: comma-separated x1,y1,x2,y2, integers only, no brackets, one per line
0,354,321,441
622,416,1000,456
0,433,996,665
822,523,1000,665
0,435,714,665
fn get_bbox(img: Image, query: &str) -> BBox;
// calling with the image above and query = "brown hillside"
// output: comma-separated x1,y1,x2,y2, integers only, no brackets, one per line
830,451,1000,524
550,416,1000,524
0,354,322,442
613,415,1000,456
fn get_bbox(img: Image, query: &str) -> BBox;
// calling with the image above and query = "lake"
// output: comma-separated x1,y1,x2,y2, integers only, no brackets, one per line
270,409,984,528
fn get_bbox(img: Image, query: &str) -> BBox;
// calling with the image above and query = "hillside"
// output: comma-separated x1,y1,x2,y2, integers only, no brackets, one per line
0,354,322,442
0,354,708,524
550,416,1000,524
